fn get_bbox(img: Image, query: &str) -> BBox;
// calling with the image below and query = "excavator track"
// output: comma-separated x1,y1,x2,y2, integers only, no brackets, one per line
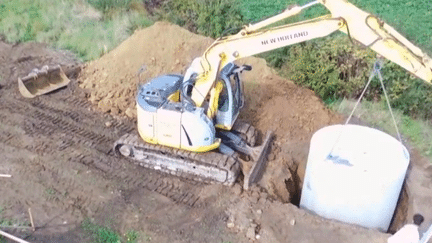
231,120,257,147
114,133,241,186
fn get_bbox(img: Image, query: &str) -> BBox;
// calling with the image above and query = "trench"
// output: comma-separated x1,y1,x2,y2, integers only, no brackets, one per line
274,118,413,233
282,162,410,233
388,180,410,233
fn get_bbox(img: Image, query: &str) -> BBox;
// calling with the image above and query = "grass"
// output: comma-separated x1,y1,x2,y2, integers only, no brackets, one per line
0,206,31,231
124,230,139,242
82,219,121,243
87,0,132,14
0,207,6,243
240,0,328,24
0,207,13,227
240,0,432,55
0,0,153,61
330,98,432,161
82,219,142,243
349,0,432,54
44,187,58,201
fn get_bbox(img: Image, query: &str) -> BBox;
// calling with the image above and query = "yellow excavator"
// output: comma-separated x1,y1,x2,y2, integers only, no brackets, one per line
114,0,432,189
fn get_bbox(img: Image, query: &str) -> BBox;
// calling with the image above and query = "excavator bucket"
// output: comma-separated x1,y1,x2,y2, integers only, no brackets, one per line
18,65,70,98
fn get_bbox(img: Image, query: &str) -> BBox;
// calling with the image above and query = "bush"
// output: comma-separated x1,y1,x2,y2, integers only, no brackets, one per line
87,0,132,14
273,36,374,102
156,0,244,38
271,35,432,119
380,62,432,120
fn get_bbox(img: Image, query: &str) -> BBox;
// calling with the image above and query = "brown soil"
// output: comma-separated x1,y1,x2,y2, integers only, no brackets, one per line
0,22,431,243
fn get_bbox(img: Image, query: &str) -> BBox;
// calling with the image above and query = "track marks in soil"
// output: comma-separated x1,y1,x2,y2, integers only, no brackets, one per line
0,90,203,212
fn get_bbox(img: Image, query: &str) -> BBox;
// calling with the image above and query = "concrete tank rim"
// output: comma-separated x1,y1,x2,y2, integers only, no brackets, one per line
312,124,410,161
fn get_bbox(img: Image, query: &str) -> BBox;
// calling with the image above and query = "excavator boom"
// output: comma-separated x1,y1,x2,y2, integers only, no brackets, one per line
185,0,432,107
319,0,432,83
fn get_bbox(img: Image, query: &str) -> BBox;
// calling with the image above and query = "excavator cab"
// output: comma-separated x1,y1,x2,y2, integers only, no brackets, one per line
213,63,246,130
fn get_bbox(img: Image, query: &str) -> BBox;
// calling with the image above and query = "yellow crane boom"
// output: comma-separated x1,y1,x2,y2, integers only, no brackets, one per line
184,0,432,107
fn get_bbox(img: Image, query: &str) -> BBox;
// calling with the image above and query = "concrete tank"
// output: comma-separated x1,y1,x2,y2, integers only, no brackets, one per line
300,124,409,232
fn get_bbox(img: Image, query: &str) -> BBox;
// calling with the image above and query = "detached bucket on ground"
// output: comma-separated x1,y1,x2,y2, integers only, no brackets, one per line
300,124,409,232
18,65,70,98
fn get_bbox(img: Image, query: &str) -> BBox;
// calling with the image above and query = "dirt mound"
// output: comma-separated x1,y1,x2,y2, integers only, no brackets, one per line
79,21,342,201
79,21,214,117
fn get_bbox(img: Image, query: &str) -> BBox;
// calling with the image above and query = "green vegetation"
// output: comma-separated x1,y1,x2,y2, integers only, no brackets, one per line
241,0,328,24
44,187,58,200
240,0,432,54
0,208,5,241
0,0,152,61
330,99,432,160
124,230,139,242
82,219,121,243
87,0,132,15
0,207,8,242
0,206,31,230
349,0,432,54
270,35,432,120
155,0,244,38
82,219,142,243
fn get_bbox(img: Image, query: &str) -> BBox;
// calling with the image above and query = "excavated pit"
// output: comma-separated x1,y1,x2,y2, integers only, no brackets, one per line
272,158,410,233
388,182,410,233
277,139,411,233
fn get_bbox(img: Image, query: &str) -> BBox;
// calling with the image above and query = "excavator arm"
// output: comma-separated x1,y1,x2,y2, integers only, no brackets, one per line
184,0,432,107
320,0,432,83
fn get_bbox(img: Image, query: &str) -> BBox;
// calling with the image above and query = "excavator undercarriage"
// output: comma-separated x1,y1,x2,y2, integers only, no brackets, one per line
114,121,273,189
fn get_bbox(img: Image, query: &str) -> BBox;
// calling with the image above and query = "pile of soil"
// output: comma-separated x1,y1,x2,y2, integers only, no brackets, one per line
79,21,342,202
79,22,214,118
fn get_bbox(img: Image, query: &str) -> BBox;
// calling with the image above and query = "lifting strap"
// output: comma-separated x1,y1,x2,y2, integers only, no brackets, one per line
345,60,402,142
329,59,403,157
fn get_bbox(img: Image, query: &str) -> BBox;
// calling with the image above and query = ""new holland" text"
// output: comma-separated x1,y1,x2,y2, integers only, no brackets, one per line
261,31,309,45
